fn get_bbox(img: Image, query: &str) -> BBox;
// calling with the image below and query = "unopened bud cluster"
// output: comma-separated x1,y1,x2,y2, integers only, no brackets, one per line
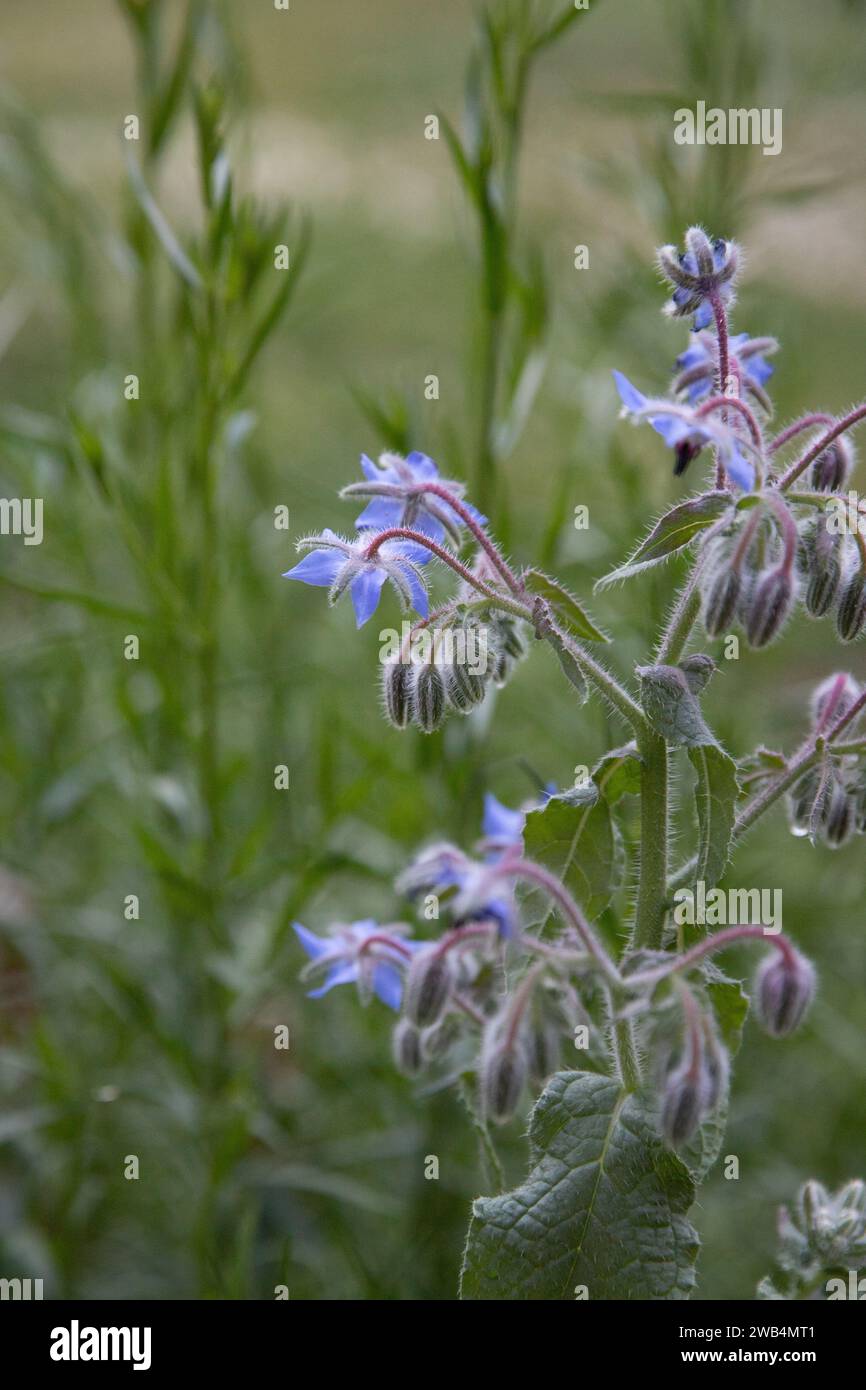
382,612,527,734
787,674,865,846
799,504,866,642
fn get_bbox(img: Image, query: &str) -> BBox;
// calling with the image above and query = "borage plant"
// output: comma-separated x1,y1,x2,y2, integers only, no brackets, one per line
286,227,866,1300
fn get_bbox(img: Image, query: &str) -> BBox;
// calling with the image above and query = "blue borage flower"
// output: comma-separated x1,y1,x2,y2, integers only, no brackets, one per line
340,451,487,547
657,226,740,330
396,842,517,940
283,527,431,627
613,370,755,491
674,331,777,411
481,785,556,855
293,920,420,1010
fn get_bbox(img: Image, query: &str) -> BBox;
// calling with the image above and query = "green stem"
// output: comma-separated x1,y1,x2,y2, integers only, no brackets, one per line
633,727,669,950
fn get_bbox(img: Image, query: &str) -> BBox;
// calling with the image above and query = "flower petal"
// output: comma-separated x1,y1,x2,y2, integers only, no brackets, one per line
482,792,525,844
371,962,404,1010
613,370,647,413
293,922,330,960
283,548,345,587
355,498,401,531
307,961,359,998
350,565,388,627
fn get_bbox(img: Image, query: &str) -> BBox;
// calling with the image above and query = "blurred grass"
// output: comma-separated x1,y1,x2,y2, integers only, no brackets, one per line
0,0,865,1299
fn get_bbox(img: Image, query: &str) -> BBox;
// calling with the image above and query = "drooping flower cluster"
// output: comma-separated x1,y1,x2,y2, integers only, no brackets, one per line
286,227,866,1155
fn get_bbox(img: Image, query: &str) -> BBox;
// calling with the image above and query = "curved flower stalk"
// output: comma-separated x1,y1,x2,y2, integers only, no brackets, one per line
286,228,866,1301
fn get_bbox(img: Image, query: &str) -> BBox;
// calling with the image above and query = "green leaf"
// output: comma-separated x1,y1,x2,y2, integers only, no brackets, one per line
595,493,731,591
523,787,615,922
688,745,739,888
593,743,642,803
523,569,609,641
638,664,717,748
460,1072,699,1300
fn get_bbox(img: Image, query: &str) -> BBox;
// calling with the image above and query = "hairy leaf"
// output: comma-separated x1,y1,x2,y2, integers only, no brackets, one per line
460,1072,699,1300
688,744,739,888
595,493,731,590
523,787,615,922
523,569,609,641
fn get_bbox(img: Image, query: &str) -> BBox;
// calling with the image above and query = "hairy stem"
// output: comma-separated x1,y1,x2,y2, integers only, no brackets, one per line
633,727,669,950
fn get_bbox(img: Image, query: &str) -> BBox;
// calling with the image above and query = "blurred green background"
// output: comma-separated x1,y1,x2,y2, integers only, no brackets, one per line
0,0,864,1299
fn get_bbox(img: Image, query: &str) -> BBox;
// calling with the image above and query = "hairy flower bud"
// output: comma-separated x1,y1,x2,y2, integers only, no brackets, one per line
403,946,453,1027
392,1018,424,1076
811,438,855,493
754,948,816,1038
786,769,821,837
745,567,795,648
701,1033,730,1112
480,1041,527,1125
660,1063,704,1148
810,672,861,727
701,565,741,637
679,652,716,695
526,1019,561,1087
382,658,413,728
835,569,866,642
413,662,447,732
804,519,844,617
444,660,487,712
822,784,856,848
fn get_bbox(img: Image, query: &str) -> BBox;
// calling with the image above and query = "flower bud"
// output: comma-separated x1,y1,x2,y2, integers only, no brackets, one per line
679,652,716,695
413,662,447,732
660,1064,704,1148
403,946,453,1027
745,567,794,648
701,1034,730,1112
525,1019,561,1087
444,660,486,712
822,784,856,848
754,948,816,1038
803,517,844,617
480,1042,527,1125
835,569,866,642
382,658,413,728
392,1018,424,1076
786,769,820,837
811,672,861,727
811,438,854,493
701,565,741,637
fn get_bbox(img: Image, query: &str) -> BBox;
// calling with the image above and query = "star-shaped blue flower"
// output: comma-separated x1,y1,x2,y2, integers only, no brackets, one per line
283,528,431,627
674,331,776,407
294,920,418,1010
342,451,486,547
613,370,755,491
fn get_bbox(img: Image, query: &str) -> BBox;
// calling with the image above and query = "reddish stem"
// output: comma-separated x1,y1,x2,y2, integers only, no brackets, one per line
769,413,834,455
628,926,797,990
412,482,523,596
778,403,866,490
709,289,730,489
696,394,763,449
363,526,523,609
